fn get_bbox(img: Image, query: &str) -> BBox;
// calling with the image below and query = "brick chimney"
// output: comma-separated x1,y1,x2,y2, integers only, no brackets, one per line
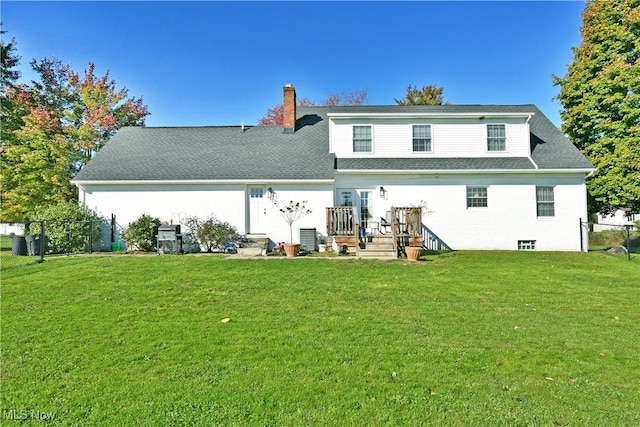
283,84,296,133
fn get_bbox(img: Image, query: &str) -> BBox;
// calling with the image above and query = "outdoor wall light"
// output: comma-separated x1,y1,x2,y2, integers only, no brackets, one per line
267,187,276,202
379,186,387,198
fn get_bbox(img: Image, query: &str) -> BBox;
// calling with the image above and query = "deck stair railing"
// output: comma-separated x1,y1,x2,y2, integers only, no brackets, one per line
391,207,423,255
422,224,452,251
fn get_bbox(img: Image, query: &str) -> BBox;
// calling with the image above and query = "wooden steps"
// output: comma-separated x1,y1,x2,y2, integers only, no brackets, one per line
357,234,397,259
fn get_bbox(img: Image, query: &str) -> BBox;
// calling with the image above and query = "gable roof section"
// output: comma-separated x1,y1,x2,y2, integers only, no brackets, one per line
526,105,593,170
73,108,333,182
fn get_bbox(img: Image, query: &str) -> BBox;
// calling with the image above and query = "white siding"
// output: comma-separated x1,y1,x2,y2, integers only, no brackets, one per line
329,118,531,158
78,182,334,248
80,183,248,233
334,172,589,251
594,210,637,231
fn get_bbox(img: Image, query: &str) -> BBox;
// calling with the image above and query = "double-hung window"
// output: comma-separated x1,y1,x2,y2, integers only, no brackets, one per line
412,124,432,152
487,124,506,152
536,186,555,217
353,125,372,153
467,186,488,208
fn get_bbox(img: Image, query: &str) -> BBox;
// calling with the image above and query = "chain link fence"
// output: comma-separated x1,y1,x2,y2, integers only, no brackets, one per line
586,218,639,260
1,215,119,271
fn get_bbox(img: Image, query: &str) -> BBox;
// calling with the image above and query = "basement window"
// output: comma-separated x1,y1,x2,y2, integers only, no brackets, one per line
518,240,536,250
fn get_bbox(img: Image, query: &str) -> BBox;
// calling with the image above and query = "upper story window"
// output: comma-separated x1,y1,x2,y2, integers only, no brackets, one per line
487,124,506,152
412,125,432,152
536,186,555,217
353,125,372,153
467,186,488,208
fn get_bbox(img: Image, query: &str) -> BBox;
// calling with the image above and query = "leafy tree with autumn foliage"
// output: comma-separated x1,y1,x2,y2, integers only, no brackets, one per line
395,84,446,105
554,0,640,215
259,89,368,126
1,50,149,223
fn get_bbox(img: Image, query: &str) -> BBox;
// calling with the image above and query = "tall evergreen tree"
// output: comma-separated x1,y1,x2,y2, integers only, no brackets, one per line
554,0,640,215
395,84,446,105
1,26,23,145
0,26,20,90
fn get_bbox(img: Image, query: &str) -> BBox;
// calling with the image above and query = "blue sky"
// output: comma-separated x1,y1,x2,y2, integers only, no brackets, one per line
2,1,585,127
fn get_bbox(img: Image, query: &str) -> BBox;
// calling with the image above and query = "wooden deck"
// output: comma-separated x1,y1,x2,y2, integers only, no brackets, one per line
326,206,424,257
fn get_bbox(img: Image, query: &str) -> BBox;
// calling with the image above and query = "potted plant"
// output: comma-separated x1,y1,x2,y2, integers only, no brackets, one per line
278,200,311,257
405,245,422,261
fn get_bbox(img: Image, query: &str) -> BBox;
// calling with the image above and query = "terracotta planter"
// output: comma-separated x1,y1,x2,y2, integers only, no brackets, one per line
405,246,422,261
284,243,300,258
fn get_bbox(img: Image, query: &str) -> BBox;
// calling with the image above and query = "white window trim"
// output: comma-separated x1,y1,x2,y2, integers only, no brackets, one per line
466,186,488,209
352,124,374,154
486,123,508,153
536,186,556,218
411,124,434,154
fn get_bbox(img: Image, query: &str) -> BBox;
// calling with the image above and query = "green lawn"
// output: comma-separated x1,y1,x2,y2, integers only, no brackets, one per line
1,252,639,426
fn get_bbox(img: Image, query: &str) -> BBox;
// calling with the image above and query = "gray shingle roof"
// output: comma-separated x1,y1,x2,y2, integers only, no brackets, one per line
526,105,594,169
74,108,334,181
73,104,592,183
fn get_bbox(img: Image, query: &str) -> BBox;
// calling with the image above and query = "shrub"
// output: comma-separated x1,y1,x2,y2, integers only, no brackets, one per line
182,216,202,251
122,214,161,252
27,201,105,254
183,215,240,252
590,229,640,248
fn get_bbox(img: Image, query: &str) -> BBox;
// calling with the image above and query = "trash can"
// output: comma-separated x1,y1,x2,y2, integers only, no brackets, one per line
11,235,28,256
25,234,41,256
111,241,121,252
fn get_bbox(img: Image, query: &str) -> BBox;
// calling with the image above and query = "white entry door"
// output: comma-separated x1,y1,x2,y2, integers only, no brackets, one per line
337,189,372,229
248,186,266,234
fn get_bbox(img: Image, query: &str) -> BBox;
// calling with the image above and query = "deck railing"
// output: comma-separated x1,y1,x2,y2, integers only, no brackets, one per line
328,205,452,253
421,224,452,251
326,207,358,236
391,207,423,251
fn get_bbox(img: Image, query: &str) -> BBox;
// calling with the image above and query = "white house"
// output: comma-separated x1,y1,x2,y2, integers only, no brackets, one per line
72,84,594,252
594,210,637,231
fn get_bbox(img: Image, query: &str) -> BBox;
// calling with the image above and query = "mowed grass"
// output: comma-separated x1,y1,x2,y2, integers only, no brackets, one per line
1,252,639,426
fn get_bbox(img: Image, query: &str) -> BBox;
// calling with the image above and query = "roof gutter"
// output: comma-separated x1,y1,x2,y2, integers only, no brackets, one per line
72,179,336,186
328,112,536,120
334,168,595,175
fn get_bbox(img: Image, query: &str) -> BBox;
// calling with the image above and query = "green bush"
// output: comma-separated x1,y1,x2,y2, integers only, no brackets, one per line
183,216,240,252
122,214,161,252
27,201,105,254
590,230,640,248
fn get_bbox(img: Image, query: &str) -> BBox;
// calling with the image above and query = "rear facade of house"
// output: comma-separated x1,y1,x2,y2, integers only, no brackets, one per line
72,84,594,252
